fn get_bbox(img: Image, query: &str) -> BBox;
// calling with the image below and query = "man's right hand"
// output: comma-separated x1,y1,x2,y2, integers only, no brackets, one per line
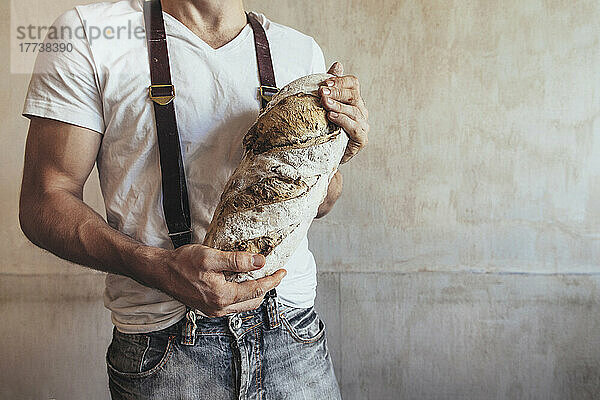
160,244,286,317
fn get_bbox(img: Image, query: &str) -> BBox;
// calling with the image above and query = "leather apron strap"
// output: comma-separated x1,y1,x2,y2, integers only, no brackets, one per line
142,0,278,249
143,0,192,249
247,12,279,109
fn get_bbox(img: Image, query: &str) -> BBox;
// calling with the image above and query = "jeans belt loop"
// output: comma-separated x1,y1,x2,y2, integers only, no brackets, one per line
181,308,197,346
265,288,280,329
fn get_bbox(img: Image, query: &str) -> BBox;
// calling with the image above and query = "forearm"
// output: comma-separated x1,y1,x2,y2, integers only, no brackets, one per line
19,188,169,290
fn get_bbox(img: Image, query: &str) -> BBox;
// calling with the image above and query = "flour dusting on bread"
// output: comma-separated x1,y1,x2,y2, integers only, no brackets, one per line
204,73,348,282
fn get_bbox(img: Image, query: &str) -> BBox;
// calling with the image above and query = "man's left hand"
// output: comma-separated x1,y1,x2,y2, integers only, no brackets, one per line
319,62,370,163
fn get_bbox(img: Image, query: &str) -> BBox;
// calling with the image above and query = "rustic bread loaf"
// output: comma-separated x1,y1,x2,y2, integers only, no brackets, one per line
203,73,348,282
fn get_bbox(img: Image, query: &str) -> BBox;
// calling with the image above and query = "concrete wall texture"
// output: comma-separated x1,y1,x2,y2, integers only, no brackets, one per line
2,0,600,399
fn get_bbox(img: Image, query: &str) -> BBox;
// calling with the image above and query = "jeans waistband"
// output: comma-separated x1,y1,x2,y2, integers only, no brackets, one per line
176,288,280,345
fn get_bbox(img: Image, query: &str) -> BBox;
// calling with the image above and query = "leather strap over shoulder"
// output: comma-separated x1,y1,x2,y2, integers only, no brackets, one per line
141,2,278,249
143,0,192,249
246,12,278,109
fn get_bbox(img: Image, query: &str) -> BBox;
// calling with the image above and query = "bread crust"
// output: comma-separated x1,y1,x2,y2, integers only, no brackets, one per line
203,73,348,282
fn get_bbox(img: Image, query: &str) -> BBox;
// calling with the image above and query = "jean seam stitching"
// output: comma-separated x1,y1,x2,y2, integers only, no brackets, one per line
242,322,263,336
280,315,325,344
257,328,262,399
139,335,150,373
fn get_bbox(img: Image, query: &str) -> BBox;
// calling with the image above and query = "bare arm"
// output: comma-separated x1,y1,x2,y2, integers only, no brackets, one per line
19,117,285,316
315,170,343,219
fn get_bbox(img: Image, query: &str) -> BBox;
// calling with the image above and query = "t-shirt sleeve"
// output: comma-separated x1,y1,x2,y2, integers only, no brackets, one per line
22,8,105,134
309,38,327,74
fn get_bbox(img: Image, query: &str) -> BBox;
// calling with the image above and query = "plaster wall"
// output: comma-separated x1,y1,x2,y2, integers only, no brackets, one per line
2,1,599,398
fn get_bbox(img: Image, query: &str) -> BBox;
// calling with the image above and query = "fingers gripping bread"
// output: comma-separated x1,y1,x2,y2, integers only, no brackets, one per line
203,73,348,282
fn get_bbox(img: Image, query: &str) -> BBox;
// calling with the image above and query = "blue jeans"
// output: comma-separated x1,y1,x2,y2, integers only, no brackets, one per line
106,294,341,399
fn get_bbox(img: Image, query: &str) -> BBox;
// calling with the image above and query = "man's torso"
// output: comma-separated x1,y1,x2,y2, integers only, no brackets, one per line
23,0,326,333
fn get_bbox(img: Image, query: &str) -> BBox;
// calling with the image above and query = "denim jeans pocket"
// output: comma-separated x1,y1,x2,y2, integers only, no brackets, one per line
106,327,175,379
280,305,326,344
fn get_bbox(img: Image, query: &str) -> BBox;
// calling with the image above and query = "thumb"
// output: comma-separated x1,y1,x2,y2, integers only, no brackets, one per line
327,61,344,76
199,246,266,273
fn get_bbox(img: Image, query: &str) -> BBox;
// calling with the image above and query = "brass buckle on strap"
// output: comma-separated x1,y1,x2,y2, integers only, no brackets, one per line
149,84,176,105
258,85,279,103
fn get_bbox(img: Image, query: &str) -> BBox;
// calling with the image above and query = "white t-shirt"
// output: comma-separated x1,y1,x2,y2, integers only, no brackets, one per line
22,0,327,333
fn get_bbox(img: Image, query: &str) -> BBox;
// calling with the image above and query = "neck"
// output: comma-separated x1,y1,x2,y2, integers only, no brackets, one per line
160,0,246,49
